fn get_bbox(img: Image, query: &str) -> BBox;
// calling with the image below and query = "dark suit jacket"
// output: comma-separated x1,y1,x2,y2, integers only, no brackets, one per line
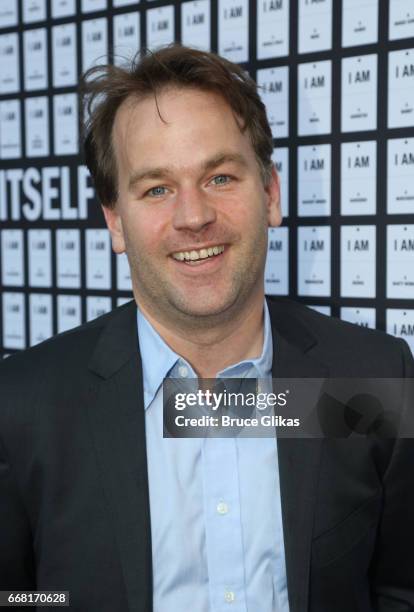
0,296,413,612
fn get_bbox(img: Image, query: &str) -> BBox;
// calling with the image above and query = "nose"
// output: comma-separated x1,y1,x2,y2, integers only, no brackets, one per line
172,187,217,233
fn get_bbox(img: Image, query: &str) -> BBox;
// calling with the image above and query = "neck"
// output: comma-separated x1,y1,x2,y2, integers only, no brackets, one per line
137,296,266,378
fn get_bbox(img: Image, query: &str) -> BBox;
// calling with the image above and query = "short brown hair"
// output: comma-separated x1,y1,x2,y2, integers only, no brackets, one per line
81,43,274,209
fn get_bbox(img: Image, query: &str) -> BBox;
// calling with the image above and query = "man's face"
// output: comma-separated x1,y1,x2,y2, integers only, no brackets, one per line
103,87,281,326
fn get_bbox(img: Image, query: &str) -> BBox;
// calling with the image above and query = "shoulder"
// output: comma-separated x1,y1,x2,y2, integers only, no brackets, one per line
266,296,412,377
0,299,138,437
266,295,397,348
0,299,136,387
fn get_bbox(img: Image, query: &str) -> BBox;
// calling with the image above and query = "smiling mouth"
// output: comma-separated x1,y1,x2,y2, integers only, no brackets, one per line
171,245,225,264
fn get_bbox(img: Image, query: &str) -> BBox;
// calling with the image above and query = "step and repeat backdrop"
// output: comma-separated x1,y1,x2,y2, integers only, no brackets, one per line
0,0,413,357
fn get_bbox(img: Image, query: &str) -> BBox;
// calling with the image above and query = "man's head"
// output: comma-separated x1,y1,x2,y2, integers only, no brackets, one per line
82,44,281,329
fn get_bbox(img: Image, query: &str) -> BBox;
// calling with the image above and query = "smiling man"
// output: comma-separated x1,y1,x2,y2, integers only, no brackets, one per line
102,84,281,376
0,44,413,612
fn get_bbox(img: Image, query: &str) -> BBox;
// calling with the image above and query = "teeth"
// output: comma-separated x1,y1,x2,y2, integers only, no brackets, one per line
172,245,224,262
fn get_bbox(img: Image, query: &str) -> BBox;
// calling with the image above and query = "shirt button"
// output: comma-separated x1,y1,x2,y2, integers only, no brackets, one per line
178,365,188,378
216,501,229,515
224,590,235,603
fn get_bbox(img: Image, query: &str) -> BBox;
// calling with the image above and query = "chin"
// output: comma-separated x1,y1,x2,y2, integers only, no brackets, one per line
172,293,240,320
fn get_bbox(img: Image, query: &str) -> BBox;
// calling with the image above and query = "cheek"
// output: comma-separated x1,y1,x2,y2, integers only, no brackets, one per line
123,209,167,254
235,196,268,227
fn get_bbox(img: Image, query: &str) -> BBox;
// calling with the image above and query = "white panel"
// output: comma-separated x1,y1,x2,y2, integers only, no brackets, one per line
1,229,24,286
82,17,108,73
340,225,376,298
53,93,78,155
2,292,25,350
387,138,414,214
342,0,378,47
341,54,377,132
298,60,332,136
82,0,107,13
257,66,289,139
298,226,331,297
23,27,48,91
146,5,175,51
265,227,289,295
299,0,332,54
387,309,414,354
389,0,414,41
52,0,76,18
25,96,49,157
341,307,376,329
57,295,82,332
0,100,21,159
181,0,211,51
113,0,138,6
298,144,331,217
29,293,53,346
28,229,52,287
257,0,289,59
86,228,111,290
23,0,46,23
219,0,248,63
0,0,18,28
387,225,414,299
388,49,414,128
0,33,19,94
52,23,77,87
341,141,377,215
56,229,81,289
86,296,112,321
113,12,140,66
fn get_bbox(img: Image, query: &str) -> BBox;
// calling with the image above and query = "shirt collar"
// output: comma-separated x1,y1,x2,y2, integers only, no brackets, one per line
216,301,273,379
137,308,179,410
137,301,273,410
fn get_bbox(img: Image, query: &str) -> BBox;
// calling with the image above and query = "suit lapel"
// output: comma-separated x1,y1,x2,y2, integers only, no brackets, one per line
267,298,328,612
87,301,152,612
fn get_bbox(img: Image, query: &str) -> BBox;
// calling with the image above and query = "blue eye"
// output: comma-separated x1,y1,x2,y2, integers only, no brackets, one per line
147,185,167,197
212,175,231,186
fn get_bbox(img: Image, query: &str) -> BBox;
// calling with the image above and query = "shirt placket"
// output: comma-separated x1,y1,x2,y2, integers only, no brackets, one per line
202,435,248,612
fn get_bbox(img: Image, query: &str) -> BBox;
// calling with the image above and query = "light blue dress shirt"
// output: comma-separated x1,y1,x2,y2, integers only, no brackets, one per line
137,302,289,612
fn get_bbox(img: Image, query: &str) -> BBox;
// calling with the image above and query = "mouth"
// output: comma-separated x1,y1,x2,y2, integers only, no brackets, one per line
170,244,226,267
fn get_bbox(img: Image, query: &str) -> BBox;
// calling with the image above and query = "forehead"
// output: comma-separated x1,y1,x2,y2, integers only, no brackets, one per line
114,86,242,134
111,87,255,170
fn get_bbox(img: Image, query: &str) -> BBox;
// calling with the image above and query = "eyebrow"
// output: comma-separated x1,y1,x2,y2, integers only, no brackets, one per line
127,152,248,191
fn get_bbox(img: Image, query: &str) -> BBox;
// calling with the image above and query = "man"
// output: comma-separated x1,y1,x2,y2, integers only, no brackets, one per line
0,44,413,612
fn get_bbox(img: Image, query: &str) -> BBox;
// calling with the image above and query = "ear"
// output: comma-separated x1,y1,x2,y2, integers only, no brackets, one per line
264,164,282,228
101,204,126,254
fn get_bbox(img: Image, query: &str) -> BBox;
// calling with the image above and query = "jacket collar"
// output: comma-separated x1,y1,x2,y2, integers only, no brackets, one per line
88,299,138,379
88,296,323,380
266,297,327,612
